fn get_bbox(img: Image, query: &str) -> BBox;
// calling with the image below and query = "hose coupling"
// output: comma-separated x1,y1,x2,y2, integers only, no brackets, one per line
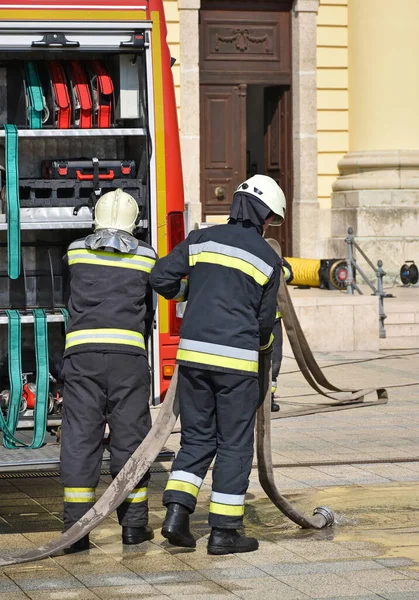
313,506,335,527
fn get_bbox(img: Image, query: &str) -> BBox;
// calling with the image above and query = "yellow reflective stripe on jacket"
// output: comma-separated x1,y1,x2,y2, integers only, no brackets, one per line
260,333,274,352
123,487,148,503
275,310,282,319
189,252,269,286
177,339,258,373
68,248,156,273
64,487,95,503
209,502,245,517
189,240,273,278
65,328,145,350
165,480,200,498
177,349,258,373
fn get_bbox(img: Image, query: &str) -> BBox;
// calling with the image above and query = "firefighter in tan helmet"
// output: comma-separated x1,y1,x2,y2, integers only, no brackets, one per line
60,189,157,552
150,175,286,555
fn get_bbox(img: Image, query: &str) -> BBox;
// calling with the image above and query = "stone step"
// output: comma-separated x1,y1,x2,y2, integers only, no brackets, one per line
385,323,419,337
386,312,419,325
380,336,419,350
384,302,419,314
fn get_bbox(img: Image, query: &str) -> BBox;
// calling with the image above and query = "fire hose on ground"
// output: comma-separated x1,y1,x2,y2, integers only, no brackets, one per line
0,273,388,566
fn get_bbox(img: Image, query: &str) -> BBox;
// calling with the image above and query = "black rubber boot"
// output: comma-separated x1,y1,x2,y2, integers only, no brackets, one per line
63,534,90,554
161,503,196,548
207,528,259,555
122,525,154,545
271,393,280,412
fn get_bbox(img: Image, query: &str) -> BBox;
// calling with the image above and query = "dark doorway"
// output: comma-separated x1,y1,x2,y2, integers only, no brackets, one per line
199,3,293,252
246,85,292,254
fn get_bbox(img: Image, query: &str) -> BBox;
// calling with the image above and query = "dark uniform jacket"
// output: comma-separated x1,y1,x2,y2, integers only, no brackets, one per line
149,224,281,377
63,237,157,358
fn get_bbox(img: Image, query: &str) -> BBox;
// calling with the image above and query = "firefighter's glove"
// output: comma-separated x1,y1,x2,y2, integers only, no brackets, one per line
259,333,274,355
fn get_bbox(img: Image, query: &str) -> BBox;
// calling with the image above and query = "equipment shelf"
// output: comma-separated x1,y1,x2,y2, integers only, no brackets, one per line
0,128,147,138
0,313,65,324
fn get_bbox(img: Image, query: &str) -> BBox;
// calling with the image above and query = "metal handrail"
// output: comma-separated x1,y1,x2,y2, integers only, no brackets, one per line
345,227,388,339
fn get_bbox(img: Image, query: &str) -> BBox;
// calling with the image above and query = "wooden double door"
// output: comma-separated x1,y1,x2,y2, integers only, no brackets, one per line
200,3,293,254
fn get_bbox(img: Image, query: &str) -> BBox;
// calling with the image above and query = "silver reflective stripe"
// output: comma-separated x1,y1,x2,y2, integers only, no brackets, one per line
68,241,87,250
189,241,273,278
179,339,258,362
68,332,144,344
211,491,245,506
127,489,148,500
68,252,154,269
169,470,203,488
64,492,95,500
136,245,157,259
68,240,156,258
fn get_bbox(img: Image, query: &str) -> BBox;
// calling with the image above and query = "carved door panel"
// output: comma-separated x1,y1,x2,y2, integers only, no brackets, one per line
200,84,247,216
264,86,292,256
200,9,291,85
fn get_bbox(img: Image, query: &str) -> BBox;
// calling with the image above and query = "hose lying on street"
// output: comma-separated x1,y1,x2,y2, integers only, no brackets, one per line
256,353,333,529
0,370,180,566
0,274,388,565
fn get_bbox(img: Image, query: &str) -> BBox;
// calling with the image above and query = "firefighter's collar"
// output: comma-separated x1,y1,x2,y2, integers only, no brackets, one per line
85,229,139,253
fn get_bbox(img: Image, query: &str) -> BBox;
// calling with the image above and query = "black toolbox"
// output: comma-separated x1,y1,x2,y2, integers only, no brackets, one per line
42,159,136,180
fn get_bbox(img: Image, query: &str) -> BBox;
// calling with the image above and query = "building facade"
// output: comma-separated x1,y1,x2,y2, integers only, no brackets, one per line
164,0,419,276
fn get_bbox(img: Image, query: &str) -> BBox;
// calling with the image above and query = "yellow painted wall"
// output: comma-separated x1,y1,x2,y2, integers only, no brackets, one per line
317,0,348,239
163,0,181,124
348,0,419,150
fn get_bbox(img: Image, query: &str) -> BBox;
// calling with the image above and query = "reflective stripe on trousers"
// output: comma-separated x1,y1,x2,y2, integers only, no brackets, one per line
124,487,148,503
65,328,145,351
64,487,96,503
165,470,203,499
209,491,245,518
177,338,258,373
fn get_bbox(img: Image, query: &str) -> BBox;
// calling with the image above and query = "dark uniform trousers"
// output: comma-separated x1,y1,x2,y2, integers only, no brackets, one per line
60,352,151,528
271,317,284,391
163,366,259,529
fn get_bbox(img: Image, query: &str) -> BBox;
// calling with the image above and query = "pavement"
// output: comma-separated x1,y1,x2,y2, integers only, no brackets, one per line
1,349,419,600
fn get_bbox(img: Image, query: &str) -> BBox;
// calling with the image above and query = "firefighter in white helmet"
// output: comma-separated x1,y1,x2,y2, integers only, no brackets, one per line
60,189,157,552
150,174,285,555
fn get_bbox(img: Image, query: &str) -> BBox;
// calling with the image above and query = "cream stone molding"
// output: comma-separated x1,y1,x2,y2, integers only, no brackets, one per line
291,0,321,256
178,0,200,9
333,150,419,191
178,0,201,230
293,0,319,13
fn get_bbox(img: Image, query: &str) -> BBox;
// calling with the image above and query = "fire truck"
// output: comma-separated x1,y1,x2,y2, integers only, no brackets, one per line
0,0,184,470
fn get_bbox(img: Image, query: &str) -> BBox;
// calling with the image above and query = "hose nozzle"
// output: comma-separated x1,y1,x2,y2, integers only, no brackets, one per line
313,506,335,528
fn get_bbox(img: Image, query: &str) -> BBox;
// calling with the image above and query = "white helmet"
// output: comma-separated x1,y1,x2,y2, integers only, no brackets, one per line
94,189,139,234
234,174,286,225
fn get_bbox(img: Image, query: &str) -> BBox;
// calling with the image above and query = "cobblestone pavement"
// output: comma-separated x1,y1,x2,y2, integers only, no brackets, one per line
0,350,418,599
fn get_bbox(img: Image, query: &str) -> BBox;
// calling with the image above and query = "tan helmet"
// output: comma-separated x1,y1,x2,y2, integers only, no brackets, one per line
234,174,286,225
94,189,139,234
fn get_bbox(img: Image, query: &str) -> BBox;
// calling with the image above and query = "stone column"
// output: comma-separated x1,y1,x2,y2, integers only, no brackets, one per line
292,0,321,257
331,0,419,276
178,0,201,231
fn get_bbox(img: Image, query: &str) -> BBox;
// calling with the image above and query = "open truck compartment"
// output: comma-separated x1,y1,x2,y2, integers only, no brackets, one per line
0,15,158,467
